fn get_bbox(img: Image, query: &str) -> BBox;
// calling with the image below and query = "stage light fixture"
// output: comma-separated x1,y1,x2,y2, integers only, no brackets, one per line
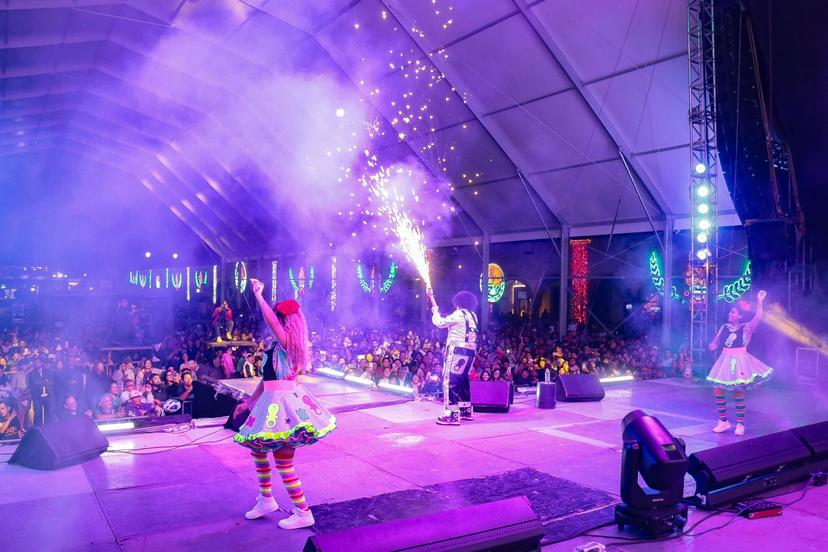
697,203,710,214
335,108,345,118
696,249,711,261
696,184,711,198
615,410,689,537
694,162,707,174
144,251,151,258
696,232,709,244
172,253,179,259
698,219,711,230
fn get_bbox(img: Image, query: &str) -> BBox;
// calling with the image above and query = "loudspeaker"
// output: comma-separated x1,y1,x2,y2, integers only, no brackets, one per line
688,428,815,508
10,417,109,470
555,374,605,402
303,496,544,552
792,421,828,464
471,381,511,412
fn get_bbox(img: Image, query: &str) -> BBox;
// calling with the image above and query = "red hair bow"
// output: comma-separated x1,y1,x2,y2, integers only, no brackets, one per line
275,299,300,316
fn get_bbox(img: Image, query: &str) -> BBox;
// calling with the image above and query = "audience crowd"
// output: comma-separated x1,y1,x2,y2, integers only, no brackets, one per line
0,304,683,441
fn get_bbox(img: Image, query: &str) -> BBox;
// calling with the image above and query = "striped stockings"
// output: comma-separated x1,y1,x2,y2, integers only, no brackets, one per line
251,451,273,499
275,447,308,511
713,388,727,421
713,388,746,424
733,390,746,424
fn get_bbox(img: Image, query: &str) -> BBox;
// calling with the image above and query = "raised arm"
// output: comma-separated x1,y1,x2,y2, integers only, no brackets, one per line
250,278,287,348
708,325,726,351
748,290,767,332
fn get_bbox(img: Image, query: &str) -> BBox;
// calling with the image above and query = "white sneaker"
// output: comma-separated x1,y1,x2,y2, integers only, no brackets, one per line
278,508,315,529
245,495,279,520
734,423,745,436
713,420,731,433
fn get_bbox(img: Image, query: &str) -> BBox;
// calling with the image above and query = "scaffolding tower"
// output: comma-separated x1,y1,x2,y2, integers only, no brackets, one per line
688,0,720,372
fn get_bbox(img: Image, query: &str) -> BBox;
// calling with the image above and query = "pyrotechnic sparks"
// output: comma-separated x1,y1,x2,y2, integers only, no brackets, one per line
360,153,431,288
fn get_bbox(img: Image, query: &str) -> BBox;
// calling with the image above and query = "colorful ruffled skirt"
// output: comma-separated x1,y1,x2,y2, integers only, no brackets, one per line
234,381,336,452
706,347,773,390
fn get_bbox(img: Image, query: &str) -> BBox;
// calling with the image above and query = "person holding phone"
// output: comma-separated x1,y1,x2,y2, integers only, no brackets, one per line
233,279,336,529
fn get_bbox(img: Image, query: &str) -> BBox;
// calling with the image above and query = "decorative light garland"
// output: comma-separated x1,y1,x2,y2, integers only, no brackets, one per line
212,264,218,304
289,266,315,298
330,256,337,311
234,261,248,293
171,271,183,289
478,262,506,303
270,260,278,304
569,240,591,325
356,261,397,295
717,260,752,303
648,251,683,302
186,266,191,301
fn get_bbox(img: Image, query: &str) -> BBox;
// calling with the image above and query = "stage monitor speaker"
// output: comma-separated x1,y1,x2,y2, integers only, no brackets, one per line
470,381,511,412
10,417,109,470
688,428,814,508
555,374,605,402
792,421,828,465
303,496,544,552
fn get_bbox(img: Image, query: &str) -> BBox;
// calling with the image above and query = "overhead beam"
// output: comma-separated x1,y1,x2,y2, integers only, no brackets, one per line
430,212,743,247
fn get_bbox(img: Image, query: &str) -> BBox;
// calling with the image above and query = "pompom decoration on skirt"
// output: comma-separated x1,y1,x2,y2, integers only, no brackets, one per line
234,382,336,452
706,347,773,390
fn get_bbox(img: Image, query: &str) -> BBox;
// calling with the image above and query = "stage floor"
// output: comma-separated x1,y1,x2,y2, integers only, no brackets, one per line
1,378,827,551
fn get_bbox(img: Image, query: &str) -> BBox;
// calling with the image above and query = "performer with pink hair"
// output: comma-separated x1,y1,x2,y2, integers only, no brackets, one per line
233,278,336,529
707,289,773,436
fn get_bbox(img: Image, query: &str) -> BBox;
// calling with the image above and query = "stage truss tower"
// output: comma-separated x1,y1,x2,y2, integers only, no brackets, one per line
688,0,720,371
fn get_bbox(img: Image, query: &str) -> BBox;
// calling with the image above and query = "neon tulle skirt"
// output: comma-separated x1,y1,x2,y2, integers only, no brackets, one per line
234,382,336,452
706,347,773,389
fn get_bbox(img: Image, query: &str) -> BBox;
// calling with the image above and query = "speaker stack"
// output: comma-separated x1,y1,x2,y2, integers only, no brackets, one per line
556,374,605,402
470,381,512,412
10,417,109,470
303,496,544,552
689,420,828,508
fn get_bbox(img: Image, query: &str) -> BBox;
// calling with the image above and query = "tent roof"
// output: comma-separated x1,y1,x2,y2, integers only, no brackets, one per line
0,0,741,263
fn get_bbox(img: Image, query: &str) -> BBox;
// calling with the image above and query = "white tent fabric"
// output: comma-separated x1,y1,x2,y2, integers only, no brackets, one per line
0,0,739,258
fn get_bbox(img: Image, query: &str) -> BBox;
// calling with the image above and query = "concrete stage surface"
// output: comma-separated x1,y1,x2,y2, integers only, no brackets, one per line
1,378,827,551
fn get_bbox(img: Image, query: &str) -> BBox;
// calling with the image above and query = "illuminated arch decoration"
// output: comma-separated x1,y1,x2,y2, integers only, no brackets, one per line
357,261,397,295
170,271,183,289
649,251,684,302
234,261,248,293
212,264,218,303
717,260,752,303
289,266,315,299
478,262,506,303
194,270,209,290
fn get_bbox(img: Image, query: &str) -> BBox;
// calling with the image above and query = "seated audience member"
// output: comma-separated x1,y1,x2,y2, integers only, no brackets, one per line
96,394,122,420
124,391,154,417
0,398,21,440
60,394,91,420
119,381,137,405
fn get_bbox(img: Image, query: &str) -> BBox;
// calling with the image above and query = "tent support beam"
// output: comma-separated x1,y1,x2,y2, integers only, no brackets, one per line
662,216,674,349
481,233,491,332
558,226,570,338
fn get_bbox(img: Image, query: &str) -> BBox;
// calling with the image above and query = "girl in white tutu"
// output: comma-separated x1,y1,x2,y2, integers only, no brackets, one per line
707,290,773,436
233,278,336,529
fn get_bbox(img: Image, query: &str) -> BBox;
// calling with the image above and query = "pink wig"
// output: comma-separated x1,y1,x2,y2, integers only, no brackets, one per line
274,303,311,372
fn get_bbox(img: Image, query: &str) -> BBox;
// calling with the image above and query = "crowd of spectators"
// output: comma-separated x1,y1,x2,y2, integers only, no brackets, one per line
0,303,683,440
306,316,685,396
